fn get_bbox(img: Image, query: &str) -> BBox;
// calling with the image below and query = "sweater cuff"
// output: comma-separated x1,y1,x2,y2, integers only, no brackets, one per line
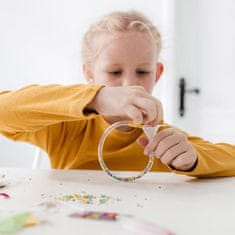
73,84,105,119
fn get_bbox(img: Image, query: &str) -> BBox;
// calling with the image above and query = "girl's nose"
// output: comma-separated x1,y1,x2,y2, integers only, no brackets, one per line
122,77,139,87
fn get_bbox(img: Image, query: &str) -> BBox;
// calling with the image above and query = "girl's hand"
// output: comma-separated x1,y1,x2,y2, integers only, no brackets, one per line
137,128,198,171
87,86,163,126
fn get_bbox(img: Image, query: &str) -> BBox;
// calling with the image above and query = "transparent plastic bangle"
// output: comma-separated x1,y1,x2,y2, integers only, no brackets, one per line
98,121,156,182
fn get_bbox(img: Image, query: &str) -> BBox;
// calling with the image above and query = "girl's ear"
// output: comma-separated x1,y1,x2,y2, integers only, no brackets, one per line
155,63,164,83
83,64,94,83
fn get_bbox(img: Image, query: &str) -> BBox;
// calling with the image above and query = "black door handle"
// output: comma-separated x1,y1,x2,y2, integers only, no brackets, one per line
179,78,200,117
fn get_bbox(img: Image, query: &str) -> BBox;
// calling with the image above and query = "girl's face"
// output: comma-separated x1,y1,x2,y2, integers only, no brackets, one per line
83,31,163,94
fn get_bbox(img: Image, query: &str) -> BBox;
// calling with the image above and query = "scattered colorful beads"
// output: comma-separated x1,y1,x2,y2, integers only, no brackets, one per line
55,192,120,205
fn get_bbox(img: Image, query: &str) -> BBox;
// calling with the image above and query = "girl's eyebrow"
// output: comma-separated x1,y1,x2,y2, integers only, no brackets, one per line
107,62,151,66
104,62,152,68
138,63,152,66
104,63,122,68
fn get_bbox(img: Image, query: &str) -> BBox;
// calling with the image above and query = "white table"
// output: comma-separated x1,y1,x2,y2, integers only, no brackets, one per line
0,168,235,235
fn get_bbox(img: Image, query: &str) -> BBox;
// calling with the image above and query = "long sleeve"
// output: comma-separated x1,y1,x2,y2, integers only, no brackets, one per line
0,83,104,150
173,135,235,177
1,84,235,177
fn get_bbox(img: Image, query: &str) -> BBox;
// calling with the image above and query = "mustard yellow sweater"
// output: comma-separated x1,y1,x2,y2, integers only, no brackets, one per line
0,84,235,177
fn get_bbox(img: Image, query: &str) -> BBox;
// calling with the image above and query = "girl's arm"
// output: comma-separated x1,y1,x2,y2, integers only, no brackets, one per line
174,135,235,177
0,84,103,149
137,124,235,177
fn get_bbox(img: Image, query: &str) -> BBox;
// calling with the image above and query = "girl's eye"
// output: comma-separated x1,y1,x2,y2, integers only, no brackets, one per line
109,71,122,76
137,71,150,75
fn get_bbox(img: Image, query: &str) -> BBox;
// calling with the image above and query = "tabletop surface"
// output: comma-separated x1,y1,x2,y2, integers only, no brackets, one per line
0,168,235,235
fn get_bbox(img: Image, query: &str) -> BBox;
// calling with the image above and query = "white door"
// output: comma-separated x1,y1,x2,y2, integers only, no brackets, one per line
170,0,235,143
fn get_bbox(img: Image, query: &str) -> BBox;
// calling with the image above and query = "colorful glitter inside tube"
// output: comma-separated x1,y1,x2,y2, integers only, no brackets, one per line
98,121,157,182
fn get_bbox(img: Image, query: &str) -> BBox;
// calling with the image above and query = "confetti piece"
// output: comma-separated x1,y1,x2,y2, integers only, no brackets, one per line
0,212,31,234
0,178,10,189
23,215,40,227
0,184,7,189
69,211,118,221
0,193,10,199
55,192,120,205
0,212,40,235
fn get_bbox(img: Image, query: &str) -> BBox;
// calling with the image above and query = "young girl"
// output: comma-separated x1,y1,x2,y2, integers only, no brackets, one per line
0,11,234,177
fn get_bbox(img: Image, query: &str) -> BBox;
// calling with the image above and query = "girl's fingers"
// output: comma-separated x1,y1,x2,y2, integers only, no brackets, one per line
144,128,175,155
133,97,157,124
159,142,188,165
153,97,163,126
126,105,143,124
146,97,163,126
170,152,195,171
136,137,149,148
154,133,187,158
146,101,163,126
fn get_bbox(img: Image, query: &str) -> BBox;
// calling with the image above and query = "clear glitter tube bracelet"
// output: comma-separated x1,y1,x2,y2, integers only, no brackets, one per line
98,121,163,182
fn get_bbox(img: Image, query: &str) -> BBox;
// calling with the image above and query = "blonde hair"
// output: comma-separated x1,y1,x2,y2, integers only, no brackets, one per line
81,11,162,65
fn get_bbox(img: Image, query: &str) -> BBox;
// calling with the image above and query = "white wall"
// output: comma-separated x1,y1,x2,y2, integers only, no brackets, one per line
0,0,173,167
197,0,235,143
172,0,235,143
